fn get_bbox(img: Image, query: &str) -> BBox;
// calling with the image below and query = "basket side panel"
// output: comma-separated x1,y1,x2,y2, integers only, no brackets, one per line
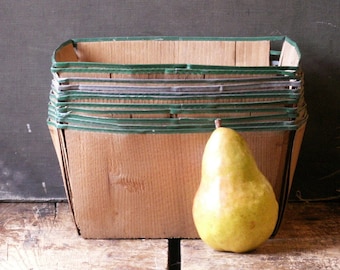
55,42,78,62
75,40,237,65
61,130,290,238
279,40,300,66
63,131,208,238
57,72,111,79
236,40,270,66
289,122,307,191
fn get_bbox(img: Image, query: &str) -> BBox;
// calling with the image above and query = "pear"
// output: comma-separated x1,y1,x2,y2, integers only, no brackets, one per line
192,120,278,253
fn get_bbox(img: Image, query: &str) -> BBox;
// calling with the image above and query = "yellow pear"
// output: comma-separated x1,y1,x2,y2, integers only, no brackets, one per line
192,120,278,253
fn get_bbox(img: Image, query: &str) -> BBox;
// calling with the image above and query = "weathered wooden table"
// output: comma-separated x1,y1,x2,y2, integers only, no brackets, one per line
0,202,339,269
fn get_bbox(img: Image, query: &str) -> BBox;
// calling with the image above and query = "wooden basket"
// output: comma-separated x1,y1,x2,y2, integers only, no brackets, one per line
48,36,307,238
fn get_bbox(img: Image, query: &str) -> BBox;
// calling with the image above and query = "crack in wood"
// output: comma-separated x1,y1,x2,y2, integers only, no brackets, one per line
168,239,181,270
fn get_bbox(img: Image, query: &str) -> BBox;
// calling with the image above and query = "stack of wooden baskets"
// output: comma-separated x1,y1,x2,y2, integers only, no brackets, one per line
48,36,308,239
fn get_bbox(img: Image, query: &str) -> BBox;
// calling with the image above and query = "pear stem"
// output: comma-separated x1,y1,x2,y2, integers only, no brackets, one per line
214,118,222,128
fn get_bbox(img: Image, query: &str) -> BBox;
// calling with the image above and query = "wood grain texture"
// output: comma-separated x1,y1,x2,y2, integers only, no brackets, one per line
0,203,168,270
0,202,339,269
181,202,340,270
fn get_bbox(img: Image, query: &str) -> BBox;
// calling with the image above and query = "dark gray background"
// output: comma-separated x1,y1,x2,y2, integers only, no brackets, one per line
0,1,339,202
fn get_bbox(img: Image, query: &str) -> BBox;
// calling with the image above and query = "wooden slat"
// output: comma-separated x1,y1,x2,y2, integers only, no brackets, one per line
75,40,236,65
181,202,340,269
0,203,168,270
279,40,300,66
54,42,78,62
236,40,270,66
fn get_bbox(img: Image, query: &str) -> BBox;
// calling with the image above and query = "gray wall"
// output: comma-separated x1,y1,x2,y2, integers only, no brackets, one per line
0,1,339,201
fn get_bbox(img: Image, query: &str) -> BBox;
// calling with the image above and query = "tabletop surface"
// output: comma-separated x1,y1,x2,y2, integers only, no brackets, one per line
0,202,339,269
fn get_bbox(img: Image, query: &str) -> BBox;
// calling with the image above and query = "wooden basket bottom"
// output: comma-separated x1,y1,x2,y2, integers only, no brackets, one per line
48,124,306,239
